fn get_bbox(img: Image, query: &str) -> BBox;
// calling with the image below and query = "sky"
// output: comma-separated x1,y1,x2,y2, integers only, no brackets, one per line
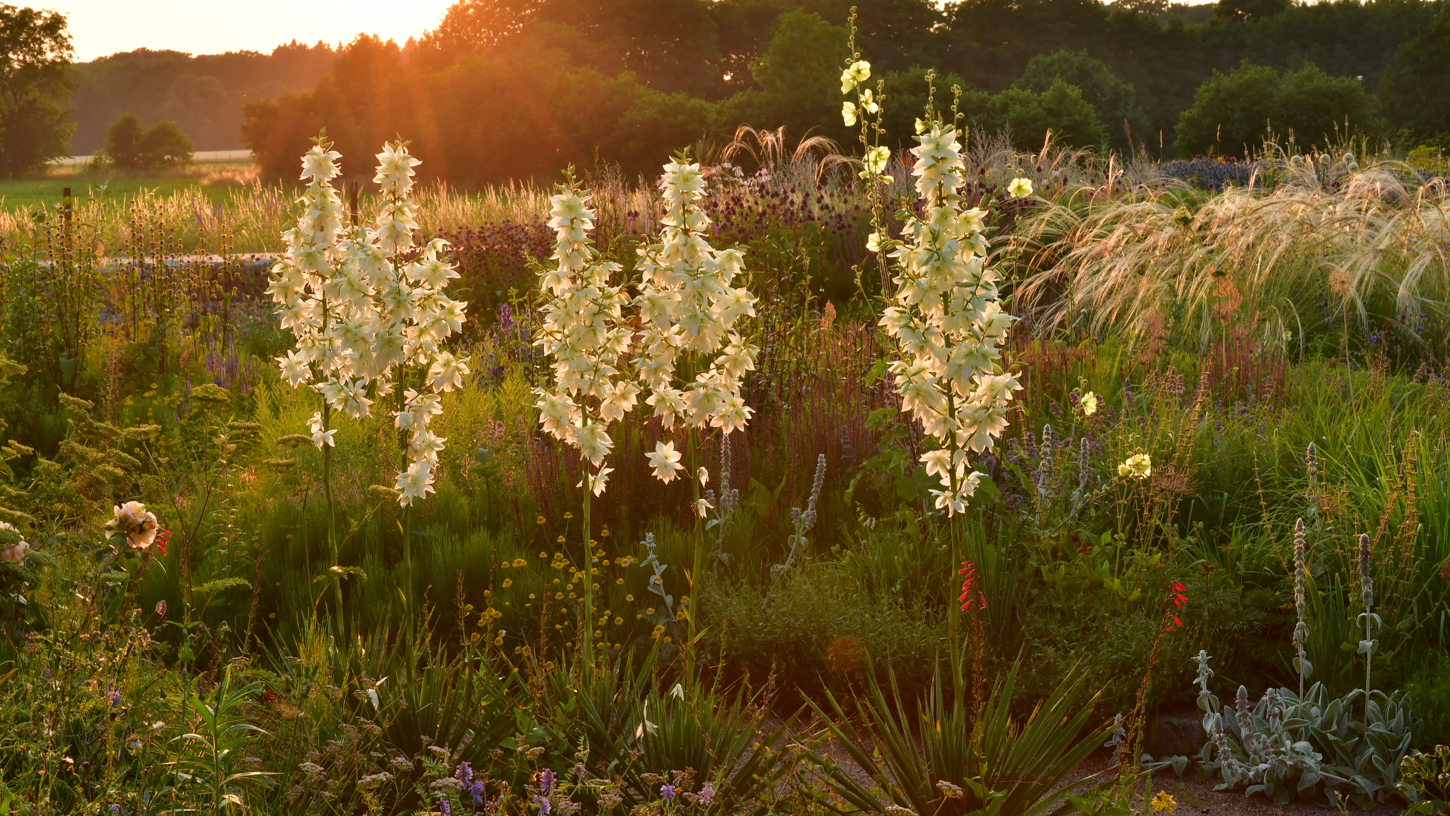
48,0,457,62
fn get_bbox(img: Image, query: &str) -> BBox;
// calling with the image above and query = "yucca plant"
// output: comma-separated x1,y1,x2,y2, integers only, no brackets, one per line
810,656,1116,816
548,647,800,814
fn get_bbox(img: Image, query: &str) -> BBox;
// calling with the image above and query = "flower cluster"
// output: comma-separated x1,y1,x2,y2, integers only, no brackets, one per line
533,176,636,495
878,120,1020,515
267,139,468,505
633,156,759,480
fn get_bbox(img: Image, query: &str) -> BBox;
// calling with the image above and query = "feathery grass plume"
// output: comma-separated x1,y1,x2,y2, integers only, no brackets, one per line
1291,518,1312,697
1015,158,1450,354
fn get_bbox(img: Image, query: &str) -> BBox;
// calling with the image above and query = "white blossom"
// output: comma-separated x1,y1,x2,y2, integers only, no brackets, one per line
632,156,759,480
532,175,636,494
879,121,1021,515
267,138,469,507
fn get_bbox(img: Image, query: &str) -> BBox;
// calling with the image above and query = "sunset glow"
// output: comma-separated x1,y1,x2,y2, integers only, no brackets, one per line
47,0,456,62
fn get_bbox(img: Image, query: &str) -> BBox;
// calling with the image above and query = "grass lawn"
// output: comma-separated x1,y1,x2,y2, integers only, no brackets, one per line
0,159,257,211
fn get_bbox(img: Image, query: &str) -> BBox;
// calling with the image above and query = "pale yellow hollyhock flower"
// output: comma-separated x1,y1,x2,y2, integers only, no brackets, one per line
863,146,890,176
842,101,857,127
1008,176,1034,198
840,60,871,93
1080,391,1098,416
1118,453,1152,479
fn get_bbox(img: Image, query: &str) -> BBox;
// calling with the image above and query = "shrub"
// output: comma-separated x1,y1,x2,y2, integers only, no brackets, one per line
1174,61,1377,158
97,112,194,170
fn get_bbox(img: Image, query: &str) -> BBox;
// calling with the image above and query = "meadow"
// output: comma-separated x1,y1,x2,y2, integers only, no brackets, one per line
1,120,1449,816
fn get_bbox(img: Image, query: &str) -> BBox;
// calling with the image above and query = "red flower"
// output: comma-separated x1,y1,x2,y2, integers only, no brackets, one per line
154,529,171,557
958,561,986,613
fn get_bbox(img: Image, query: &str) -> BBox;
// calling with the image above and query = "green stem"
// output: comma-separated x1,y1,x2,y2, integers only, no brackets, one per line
582,458,594,675
323,400,341,633
688,429,702,684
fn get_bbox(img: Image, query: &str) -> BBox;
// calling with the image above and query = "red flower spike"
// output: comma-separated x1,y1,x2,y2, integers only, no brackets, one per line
958,561,985,613
155,529,172,557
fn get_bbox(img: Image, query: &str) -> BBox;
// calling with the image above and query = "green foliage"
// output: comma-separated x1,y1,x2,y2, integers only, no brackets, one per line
70,43,336,153
169,670,275,813
100,113,195,170
0,5,74,177
1214,0,1291,23
1013,49,1151,153
1174,61,1377,157
811,659,1118,816
1406,652,1450,749
1378,9,1450,145
1400,745,1450,813
880,68,1107,151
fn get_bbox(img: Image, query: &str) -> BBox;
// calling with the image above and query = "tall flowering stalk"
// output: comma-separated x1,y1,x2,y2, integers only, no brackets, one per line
877,114,1020,517
267,138,354,615
1356,532,1378,723
840,12,892,296
958,560,988,718
366,141,470,513
533,172,637,661
633,154,758,665
268,137,468,616
1291,518,1312,697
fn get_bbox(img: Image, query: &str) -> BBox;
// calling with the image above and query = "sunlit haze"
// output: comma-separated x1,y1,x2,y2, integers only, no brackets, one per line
46,0,457,62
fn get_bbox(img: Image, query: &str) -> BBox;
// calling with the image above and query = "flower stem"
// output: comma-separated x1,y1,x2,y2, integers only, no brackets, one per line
323,399,341,633
582,455,594,676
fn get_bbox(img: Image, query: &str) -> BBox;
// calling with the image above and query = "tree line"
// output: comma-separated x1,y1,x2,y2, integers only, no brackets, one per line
237,0,1450,185
0,0,1446,180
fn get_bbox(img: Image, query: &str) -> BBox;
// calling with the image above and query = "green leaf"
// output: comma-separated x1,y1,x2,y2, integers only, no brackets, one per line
895,475,919,500
193,577,250,596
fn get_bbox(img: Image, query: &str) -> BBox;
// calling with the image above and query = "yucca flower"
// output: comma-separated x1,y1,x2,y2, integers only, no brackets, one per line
268,138,468,507
532,174,635,495
878,118,1020,515
633,154,758,482
646,441,684,483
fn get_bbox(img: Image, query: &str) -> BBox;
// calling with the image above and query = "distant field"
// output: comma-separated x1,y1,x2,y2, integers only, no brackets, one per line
0,150,257,211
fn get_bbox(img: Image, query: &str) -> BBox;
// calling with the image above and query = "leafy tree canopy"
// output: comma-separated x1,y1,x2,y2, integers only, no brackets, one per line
0,3,73,177
1377,9,1450,143
1174,61,1377,157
